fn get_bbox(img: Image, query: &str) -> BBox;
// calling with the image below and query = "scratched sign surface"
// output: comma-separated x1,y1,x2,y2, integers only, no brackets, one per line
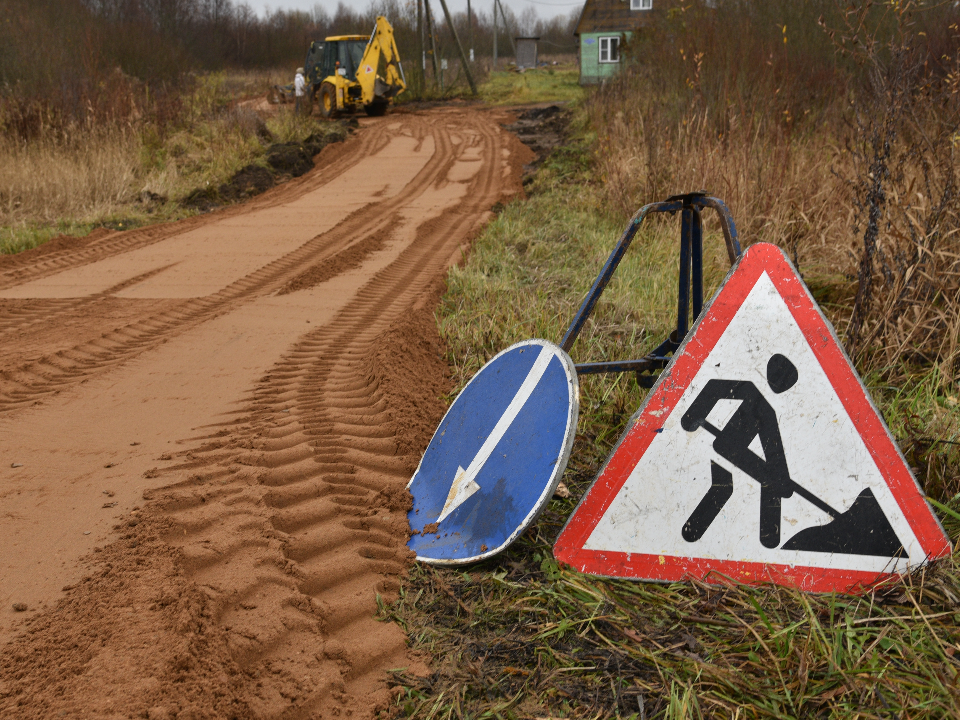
408,340,578,565
554,243,951,593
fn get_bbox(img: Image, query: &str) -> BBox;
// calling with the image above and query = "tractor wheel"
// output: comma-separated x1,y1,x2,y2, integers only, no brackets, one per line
319,83,338,118
364,100,388,117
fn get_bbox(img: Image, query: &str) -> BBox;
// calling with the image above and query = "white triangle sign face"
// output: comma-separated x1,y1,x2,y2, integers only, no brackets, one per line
554,243,951,593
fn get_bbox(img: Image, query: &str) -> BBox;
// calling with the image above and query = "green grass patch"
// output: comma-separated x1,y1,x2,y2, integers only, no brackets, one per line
383,111,960,719
480,66,584,106
873,370,960,504
0,221,95,255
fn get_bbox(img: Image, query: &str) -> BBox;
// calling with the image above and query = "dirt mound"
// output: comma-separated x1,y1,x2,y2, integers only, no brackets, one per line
0,515,250,719
265,141,315,177
502,104,572,184
364,279,454,464
182,123,353,212
181,166,276,211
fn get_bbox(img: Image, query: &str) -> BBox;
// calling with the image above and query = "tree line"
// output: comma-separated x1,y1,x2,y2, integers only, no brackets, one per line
1,0,578,106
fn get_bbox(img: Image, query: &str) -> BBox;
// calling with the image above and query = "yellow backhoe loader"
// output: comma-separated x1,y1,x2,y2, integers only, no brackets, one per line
303,16,406,118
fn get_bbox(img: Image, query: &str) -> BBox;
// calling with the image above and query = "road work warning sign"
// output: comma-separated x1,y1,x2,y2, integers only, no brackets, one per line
408,340,578,565
554,243,951,592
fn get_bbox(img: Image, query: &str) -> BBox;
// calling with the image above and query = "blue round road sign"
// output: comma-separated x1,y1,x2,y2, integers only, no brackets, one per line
407,339,579,565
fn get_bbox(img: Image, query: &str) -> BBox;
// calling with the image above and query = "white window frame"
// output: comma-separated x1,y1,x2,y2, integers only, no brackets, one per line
631,0,652,10
598,36,620,64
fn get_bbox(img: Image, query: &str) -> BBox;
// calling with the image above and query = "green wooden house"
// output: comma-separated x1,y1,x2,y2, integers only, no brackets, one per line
575,0,655,85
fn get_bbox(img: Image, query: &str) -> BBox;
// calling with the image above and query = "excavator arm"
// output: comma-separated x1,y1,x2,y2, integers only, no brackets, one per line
356,16,406,106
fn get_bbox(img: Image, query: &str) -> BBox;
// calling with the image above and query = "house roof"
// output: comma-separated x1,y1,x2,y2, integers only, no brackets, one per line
575,0,651,36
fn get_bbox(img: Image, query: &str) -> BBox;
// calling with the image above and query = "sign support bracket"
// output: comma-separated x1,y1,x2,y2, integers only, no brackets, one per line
560,192,741,387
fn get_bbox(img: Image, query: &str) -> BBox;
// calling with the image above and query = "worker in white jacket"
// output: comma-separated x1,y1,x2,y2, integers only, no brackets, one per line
294,67,306,114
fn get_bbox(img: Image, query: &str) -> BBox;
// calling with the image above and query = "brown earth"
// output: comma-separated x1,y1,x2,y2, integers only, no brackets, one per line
0,107,533,719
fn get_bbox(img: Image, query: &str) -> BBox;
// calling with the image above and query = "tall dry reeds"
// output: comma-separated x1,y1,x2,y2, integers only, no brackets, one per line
0,70,303,235
588,0,960,385
0,127,141,226
835,4,960,381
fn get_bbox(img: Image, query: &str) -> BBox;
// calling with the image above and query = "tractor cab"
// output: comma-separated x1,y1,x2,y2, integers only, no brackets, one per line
304,41,325,86
320,37,369,83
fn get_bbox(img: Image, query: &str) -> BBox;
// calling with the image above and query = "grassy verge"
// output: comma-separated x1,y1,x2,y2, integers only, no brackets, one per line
0,71,346,255
480,66,583,106
0,221,98,255
382,112,960,718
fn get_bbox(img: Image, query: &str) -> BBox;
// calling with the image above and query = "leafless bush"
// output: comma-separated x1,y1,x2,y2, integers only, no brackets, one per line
588,0,960,385
833,3,960,381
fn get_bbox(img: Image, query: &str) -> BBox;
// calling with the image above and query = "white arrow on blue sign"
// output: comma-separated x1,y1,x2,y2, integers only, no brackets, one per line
407,339,579,565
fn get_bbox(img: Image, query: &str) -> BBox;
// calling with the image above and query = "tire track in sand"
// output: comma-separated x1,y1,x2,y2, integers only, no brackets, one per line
0,127,383,295
146,112,509,716
0,118,457,412
0,107,531,720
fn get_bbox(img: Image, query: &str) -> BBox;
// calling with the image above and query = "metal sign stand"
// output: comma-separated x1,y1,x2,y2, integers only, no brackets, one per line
560,192,742,387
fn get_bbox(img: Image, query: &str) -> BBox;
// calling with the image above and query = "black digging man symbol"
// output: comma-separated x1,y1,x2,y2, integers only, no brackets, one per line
679,354,904,558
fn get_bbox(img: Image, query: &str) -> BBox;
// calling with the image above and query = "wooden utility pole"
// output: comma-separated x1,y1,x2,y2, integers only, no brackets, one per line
437,0,478,95
417,0,424,98
467,0,473,61
492,0,497,69
496,0,516,56
424,0,441,93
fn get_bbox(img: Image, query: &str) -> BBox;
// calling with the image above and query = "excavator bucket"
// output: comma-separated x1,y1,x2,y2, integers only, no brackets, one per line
374,77,403,100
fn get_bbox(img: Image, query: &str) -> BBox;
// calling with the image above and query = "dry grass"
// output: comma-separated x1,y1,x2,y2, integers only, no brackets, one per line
0,71,342,254
217,68,293,99
0,126,142,227
587,0,960,389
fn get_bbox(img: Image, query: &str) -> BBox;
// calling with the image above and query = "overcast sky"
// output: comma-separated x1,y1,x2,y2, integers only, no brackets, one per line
255,0,584,22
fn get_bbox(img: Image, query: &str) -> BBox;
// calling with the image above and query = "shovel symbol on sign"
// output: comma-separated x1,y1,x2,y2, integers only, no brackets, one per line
681,354,904,558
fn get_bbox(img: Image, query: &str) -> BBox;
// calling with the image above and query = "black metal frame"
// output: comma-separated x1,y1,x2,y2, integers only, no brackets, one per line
560,192,742,387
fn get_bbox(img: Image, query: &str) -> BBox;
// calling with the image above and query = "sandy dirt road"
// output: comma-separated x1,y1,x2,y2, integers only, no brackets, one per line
0,107,530,718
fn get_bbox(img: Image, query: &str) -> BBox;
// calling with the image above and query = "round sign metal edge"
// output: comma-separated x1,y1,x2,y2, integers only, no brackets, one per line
407,338,579,566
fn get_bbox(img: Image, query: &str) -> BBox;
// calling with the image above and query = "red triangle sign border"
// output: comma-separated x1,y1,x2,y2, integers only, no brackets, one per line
554,243,952,593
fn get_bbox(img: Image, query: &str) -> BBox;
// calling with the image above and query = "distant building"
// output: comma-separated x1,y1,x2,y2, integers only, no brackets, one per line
516,37,540,71
575,0,655,85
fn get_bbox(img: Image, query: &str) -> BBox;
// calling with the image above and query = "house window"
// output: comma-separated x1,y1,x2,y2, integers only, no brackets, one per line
631,0,652,9
599,36,620,63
